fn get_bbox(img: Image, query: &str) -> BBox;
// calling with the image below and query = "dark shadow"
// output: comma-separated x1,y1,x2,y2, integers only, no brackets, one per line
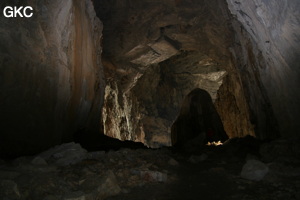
171,88,228,152
73,128,148,152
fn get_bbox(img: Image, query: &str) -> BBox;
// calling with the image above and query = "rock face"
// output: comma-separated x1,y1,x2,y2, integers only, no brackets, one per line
226,0,300,138
0,0,104,157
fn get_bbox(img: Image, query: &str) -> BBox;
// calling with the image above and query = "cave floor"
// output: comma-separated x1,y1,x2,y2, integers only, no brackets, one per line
0,141,300,200
105,146,300,200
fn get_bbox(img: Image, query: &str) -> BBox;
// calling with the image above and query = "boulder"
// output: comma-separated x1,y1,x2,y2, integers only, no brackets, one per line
64,191,86,200
96,170,122,198
260,139,300,162
168,158,179,166
188,154,208,164
241,159,269,181
0,180,21,199
38,142,87,166
80,174,113,193
31,156,48,166
140,170,168,182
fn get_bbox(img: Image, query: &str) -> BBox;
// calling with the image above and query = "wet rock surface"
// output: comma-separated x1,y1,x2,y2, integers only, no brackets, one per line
1,139,299,200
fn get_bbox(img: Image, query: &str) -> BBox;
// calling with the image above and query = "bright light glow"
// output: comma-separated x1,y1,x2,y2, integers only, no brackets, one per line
206,141,223,146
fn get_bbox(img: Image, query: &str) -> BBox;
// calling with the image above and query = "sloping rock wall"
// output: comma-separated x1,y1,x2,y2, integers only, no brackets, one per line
0,0,104,157
226,0,300,138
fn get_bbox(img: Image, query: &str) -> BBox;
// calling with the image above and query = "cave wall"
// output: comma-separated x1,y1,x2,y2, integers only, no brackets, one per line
227,0,300,138
131,53,231,147
97,0,300,144
0,0,104,157
75,0,298,144
96,0,279,146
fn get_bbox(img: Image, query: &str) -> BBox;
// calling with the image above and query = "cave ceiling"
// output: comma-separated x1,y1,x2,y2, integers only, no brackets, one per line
96,0,233,97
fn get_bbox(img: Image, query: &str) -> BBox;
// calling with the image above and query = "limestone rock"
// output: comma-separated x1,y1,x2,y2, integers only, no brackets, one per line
188,154,208,164
0,0,104,157
38,142,87,166
260,139,300,162
64,191,86,200
241,160,269,181
0,170,20,180
130,38,179,66
43,195,61,200
0,180,21,199
140,170,168,183
86,151,106,160
168,158,179,166
80,174,107,193
96,170,121,198
267,162,300,178
31,156,48,166
227,0,300,137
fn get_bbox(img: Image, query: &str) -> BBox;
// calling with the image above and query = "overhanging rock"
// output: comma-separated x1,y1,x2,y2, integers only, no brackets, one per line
128,38,179,66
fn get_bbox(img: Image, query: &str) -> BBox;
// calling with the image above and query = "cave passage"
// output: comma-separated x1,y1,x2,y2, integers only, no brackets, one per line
171,88,228,152
0,0,300,199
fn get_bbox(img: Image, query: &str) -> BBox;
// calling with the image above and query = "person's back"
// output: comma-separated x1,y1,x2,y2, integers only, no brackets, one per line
171,88,228,153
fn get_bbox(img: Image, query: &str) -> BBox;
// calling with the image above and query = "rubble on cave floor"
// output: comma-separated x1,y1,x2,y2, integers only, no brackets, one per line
0,139,300,200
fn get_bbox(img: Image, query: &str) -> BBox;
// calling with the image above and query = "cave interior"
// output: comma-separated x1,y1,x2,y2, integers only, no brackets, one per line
0,0,300,199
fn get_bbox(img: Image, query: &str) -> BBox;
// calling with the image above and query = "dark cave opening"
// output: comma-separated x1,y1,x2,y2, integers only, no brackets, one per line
171,88,228,152
73,128,147,153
